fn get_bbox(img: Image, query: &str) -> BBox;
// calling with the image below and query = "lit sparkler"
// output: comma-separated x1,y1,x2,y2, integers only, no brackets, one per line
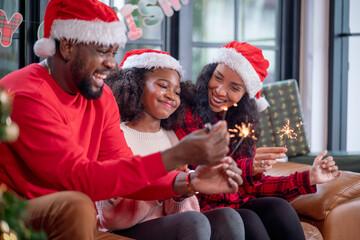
221,106,228,120
277,119,299,147
229,122,257,157
221,103,239,121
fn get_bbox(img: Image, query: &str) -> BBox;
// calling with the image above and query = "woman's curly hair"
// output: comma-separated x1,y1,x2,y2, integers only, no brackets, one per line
105,67,188,130
192,63,261,157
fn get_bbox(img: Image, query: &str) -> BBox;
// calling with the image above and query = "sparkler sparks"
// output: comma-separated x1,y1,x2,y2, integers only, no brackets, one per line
229,122,257,157
277,119,303,147
278,119,297,140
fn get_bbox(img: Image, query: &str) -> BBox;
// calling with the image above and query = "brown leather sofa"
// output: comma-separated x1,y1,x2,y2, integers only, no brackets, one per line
267,161,360,240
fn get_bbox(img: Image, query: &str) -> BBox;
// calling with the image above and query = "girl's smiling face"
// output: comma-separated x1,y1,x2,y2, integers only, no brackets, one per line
207,63,246,113
142,68,181,121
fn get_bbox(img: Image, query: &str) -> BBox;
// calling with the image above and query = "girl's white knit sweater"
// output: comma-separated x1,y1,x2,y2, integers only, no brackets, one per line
96,122,200,231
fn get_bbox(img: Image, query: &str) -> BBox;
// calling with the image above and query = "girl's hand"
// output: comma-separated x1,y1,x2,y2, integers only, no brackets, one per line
172,165,190,201
191,157,243,194
252,147,287,175
309,150,340,185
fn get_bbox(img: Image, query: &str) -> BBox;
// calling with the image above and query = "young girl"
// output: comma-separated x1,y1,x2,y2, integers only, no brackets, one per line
97,49,245,240
175,41,340,240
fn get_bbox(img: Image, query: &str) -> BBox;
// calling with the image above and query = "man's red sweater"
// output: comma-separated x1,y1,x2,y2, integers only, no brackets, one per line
0,64,178,201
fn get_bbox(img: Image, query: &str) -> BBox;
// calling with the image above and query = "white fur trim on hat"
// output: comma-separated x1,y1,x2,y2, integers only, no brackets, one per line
255,96,270,112
34,19,127,57
210,48,262,98
122,52,183,77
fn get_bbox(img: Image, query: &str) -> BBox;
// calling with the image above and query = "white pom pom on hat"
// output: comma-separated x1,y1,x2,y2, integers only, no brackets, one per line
210,41,270,112
34,38,56,58
34,0,127,57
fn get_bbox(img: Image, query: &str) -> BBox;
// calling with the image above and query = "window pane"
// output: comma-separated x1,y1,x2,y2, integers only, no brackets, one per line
191,47,276,84
347,36,360,151
191,47,218,81
0,40,19,77
262,50,276,83
238,0,277,45
115,44,162,66
193,0,234,43
97,0,110,5
350,0,360,33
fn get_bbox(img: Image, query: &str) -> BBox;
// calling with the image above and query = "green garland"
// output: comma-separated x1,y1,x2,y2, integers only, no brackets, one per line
0,86,47,240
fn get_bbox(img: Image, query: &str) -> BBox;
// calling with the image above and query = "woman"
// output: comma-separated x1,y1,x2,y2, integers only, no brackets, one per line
175,41,340,240
97,49,245,240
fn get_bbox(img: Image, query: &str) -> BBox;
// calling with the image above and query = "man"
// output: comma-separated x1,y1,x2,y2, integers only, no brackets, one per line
0,0,242,239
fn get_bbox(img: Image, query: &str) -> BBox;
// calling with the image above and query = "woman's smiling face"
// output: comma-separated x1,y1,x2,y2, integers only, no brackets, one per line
142,68,181,121
207,63,246,113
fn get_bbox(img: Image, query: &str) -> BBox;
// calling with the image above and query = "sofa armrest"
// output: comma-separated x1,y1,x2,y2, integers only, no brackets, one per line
320,196,360,240
266,162,360,221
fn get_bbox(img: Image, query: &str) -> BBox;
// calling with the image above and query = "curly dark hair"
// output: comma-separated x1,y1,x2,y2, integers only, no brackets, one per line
191,63,261,157
105,67,189,130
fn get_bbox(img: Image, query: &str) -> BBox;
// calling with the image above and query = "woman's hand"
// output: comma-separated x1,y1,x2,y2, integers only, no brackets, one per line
191,157,243,194
309,150,340,185
252,147,287,175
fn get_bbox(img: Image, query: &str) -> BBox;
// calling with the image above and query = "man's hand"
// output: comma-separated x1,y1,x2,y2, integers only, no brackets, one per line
162,121,229,171
309,150,340,185
191,157,243,194
252,147,287,175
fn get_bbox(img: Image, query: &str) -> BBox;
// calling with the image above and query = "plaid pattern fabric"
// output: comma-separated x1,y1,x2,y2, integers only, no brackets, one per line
0,10,23,47
174,108,316,211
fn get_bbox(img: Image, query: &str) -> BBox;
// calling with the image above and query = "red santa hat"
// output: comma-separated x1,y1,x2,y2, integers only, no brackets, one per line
210,41,270,112
34,0,127,57
119,49,183,77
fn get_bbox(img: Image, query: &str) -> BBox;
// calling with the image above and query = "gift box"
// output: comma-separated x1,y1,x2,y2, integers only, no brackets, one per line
257,79,310,157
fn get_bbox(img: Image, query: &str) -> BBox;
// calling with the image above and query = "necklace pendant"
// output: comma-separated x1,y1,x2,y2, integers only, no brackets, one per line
44,58,51,75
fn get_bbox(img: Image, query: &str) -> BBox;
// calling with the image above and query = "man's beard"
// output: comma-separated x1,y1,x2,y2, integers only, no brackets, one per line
78,78,103,99
70,55,103,100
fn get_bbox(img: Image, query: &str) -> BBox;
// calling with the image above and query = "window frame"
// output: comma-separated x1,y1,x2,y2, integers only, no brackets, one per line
328,0,349,151
15,0,301,84
178,0,301,83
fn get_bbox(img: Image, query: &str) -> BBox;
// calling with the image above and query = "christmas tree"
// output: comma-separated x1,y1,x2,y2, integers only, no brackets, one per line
0,85,47,240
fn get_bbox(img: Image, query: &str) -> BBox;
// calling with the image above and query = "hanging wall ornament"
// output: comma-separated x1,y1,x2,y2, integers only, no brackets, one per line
120,4,143,40
158,0,181,17
37,21,44,39
0,10,23,47
138,0,164,27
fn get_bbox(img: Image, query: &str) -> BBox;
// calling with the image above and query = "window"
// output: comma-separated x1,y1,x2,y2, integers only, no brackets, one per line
103,0,300,84
328,0,360,151
100,0,171,65
0,1,21,77
0,0,47,77
179,0,281,82
347,0,360,151
1,0,299,85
